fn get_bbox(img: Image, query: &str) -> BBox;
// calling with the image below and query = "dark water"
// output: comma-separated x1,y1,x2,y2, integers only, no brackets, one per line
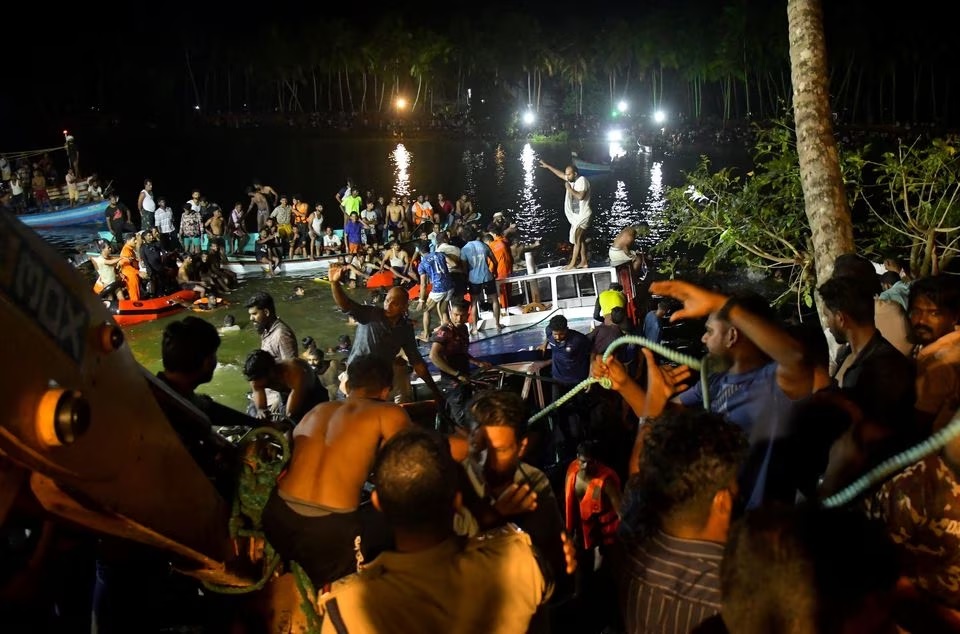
35,135,750,409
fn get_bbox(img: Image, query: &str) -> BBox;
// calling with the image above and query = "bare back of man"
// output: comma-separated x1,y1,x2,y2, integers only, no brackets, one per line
279,397,410,510
261,355,411,587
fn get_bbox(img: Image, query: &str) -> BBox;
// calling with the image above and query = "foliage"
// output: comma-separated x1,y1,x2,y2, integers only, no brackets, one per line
861,137,960,276
528,131,570,144
656,119,865,306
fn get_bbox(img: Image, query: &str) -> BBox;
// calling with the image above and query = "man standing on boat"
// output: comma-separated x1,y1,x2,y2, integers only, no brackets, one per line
138,179,156,231
539,161,591,269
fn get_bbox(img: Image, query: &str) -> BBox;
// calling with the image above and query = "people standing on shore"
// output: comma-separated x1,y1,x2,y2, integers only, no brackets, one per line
539,161,591,269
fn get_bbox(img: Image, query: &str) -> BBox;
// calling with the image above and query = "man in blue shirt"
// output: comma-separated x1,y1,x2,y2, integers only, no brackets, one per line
593,280,818,510
642,300,668,343
538,315,592,461
460,226,501,334
416,240,455,341
344,212,363,253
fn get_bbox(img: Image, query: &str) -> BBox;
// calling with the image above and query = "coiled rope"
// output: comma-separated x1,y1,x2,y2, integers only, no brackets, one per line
527,334,710,424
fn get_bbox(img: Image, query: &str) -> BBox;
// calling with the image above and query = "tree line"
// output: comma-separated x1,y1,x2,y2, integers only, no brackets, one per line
12,0,960,132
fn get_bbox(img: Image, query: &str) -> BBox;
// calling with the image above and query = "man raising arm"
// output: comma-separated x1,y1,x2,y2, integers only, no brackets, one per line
329,264,444,404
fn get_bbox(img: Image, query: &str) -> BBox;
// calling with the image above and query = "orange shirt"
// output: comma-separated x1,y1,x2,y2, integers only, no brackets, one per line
489,237,512,279
120,243,139,270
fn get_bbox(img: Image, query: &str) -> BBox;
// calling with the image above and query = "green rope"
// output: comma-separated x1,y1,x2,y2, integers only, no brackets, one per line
201,426,290,595
822,408,960,508
527,334,711,424
291,561,324,633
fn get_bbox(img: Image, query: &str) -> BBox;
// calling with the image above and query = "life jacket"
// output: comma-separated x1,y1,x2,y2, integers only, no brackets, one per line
564,459,621,550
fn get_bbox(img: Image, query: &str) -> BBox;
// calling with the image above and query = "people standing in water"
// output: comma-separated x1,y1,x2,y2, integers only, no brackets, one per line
539,161,592,269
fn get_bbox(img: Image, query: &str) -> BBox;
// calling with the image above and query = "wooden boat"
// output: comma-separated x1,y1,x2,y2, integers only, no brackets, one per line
19,200,108,228
107,289,201,327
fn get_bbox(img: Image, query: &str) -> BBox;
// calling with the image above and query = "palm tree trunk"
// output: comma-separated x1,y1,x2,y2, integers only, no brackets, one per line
346,66,355,113
787,0,854,324
338,71,345,112
413,74,423,111
312,71,318,112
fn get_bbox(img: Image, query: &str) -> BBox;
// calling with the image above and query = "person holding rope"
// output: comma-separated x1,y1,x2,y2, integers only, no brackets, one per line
593,279,818,510
429,299,492,432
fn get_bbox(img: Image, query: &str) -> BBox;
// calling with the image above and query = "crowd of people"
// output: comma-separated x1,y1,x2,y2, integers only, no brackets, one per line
15,154,959,633
124,236,960,634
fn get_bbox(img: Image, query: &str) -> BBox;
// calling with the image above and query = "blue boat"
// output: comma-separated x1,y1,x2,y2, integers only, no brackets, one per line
18,200,109,228
571,154,612,177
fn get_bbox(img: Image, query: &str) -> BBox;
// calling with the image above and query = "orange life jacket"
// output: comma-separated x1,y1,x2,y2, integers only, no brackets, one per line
564,459,621,550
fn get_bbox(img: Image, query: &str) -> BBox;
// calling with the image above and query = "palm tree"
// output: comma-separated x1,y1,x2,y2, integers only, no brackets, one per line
787,0,854,310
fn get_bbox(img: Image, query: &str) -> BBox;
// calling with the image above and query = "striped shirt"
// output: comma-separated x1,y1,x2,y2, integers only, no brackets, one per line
620,531,724,634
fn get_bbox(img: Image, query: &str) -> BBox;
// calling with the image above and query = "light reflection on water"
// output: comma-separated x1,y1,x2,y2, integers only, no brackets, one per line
391,143,411,197
512,143,548,243
642,161,671,248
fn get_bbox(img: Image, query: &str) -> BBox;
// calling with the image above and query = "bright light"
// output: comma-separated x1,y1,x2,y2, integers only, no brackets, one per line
62,129,68,135
607,129,623,142
522,110,536,126
395,97,407,110
608,142,627,161
617,100,629,113
653,110,666,124
194,104,200,111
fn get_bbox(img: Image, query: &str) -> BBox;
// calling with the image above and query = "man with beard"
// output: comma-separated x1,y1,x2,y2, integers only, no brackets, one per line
539,161,591,269
815,275,917,495
246,291,297,361
907,276,960,434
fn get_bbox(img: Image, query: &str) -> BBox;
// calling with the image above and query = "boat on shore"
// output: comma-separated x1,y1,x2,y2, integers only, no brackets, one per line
18,200,108,228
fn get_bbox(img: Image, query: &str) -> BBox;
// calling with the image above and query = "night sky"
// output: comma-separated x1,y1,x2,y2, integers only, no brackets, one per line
2,0,958,143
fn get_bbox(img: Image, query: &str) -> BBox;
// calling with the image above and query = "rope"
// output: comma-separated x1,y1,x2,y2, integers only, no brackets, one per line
526,334,711,424
291,561,324,633
1,145,65,160
201,426,290,595
822,409,960,508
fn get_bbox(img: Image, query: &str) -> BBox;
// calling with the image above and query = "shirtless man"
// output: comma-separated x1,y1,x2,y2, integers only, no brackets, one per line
247,187,270,232
261,354,411,587
608,226,647,275
243,349,328,423
204,207,226,243
253,180,279,208
456,193,475,221
385,195,405,241
177,254,207,298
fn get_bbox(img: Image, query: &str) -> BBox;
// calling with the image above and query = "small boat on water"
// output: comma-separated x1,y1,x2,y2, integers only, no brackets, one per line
19,200,108,228
106,289,201,327
571,153,612,177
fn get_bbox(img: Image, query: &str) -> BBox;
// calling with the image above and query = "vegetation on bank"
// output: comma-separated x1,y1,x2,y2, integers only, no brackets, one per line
660,118,960,306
